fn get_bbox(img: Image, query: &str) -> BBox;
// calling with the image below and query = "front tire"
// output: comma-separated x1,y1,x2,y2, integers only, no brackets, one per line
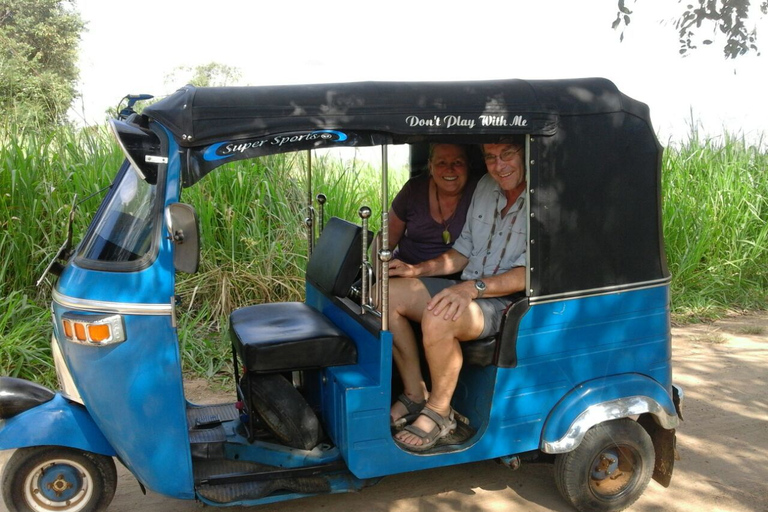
2,446,117,512
553,418,654,512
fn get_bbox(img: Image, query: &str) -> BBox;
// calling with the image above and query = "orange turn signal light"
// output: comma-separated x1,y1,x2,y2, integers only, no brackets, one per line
59,313,126,346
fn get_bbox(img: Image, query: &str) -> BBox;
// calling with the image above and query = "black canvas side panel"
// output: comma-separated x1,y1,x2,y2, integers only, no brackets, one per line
529,112,668,298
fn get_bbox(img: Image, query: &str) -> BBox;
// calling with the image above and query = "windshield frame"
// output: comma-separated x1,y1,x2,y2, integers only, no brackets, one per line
73,129,168,273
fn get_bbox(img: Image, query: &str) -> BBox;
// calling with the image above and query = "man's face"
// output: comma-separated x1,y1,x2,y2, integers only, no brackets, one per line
482,144,525,192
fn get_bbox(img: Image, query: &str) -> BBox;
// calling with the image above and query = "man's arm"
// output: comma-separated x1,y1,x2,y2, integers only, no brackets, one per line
427,266,525,321
389,248,469,278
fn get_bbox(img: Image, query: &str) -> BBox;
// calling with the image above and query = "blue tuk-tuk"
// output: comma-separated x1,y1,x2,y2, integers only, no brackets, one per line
0,78,682,512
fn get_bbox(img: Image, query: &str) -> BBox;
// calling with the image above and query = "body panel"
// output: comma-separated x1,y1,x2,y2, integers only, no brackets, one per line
48,134,195,498
0,393,115,455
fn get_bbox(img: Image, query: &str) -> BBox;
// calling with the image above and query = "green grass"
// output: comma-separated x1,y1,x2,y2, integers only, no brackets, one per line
663,131,768,322
1,121,766,385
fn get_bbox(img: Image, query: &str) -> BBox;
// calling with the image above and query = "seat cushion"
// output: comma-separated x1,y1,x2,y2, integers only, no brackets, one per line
230,302,357,373
461,337,497,367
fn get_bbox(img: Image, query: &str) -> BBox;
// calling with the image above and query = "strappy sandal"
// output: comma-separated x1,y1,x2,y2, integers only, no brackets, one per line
390,394,427,430
394,407,457,453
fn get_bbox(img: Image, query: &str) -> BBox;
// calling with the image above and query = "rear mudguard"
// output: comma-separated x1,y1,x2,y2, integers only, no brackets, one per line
0,378,115,456
540,374,679,454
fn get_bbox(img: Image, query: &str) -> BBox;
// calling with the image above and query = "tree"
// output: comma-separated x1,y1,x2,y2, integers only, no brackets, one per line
0,0,85,125
165,62,243,88
613,0,767,58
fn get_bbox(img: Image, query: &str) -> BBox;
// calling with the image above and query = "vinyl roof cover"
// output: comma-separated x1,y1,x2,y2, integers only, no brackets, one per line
142,78,649,147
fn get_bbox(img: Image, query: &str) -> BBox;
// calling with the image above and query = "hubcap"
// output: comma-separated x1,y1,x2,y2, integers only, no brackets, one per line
588,446,639,499
24,459,93,512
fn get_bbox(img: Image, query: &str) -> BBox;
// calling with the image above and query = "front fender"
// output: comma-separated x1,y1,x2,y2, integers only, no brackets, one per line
0,393,116,456
541,373,679,454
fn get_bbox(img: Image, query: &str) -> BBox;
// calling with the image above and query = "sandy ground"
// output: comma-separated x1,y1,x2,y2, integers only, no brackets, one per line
2,312,767,512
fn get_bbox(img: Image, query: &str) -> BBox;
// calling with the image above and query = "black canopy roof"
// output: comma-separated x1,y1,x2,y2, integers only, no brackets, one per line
143,78,651,147
139,78,668,300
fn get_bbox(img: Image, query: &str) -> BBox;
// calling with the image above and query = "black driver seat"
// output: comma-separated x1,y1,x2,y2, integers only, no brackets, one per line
230,217,364,374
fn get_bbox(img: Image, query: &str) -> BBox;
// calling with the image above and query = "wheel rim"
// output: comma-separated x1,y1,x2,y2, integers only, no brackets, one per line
23,458,93,512
587,445,642,501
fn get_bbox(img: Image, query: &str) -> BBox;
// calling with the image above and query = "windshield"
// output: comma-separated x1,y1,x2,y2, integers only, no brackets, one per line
78,163,158,266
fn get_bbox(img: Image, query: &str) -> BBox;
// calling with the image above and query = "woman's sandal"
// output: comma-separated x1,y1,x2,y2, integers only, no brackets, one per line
393,407,457,453
390,394,427,430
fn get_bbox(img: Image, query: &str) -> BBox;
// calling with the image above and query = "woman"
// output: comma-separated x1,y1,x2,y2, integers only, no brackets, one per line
388,143,477,264
385,143,478,429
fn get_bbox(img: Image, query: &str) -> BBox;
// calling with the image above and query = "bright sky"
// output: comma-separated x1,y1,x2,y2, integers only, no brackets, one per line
71,0,767,146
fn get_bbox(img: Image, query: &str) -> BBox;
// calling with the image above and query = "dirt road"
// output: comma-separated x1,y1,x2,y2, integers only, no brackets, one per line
2,312,767,512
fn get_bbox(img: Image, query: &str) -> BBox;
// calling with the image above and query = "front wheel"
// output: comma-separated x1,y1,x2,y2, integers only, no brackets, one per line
2,446,117,512
553,418,654,512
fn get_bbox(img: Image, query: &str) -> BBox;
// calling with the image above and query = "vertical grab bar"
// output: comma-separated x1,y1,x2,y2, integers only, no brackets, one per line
305,150,314,256
379,145,390,330
359,206,372,314
316,193,327,235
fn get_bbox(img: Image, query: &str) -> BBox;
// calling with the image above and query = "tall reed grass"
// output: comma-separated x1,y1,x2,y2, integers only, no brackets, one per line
1,122,766,385
663,131,768,320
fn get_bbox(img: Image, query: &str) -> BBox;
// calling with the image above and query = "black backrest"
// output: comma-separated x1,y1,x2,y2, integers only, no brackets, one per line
494,295,530,367
306,217,365,297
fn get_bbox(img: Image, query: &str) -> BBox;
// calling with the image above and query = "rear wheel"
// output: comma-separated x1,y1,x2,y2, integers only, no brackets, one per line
2,446,117,512
553,418,654,512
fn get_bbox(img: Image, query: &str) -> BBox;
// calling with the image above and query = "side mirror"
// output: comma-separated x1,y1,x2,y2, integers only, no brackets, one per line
165,203,200,274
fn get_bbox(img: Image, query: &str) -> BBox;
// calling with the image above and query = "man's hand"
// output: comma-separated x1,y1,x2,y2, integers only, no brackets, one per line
389,258,419,278
426,281,477,321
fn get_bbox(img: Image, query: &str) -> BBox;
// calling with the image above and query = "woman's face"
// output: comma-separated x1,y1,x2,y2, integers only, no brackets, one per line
429,144,469,195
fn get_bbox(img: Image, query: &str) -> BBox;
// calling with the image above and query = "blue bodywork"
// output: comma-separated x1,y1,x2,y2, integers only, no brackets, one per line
0,394,115,456
306,283,673,479
43,131,196,499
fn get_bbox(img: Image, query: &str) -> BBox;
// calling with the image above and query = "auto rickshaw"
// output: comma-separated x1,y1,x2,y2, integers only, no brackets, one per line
0,78,683,512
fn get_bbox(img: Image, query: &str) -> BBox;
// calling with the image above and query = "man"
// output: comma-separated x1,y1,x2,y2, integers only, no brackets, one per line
387,138,527,451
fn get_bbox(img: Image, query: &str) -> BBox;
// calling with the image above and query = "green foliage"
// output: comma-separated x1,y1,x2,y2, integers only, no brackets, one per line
0,291,53,386
663,131,768,320
0,0,85,125
175,150,405,327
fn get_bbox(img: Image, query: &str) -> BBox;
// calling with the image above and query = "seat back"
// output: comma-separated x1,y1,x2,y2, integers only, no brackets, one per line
494,295,530,367
306,216,366,297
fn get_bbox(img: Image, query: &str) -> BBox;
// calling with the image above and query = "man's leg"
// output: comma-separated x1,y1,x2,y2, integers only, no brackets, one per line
388,278,433,423
394,303,485,447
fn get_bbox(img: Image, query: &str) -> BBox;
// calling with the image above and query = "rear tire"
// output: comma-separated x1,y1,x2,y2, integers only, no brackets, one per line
553,418,654,512
244,373,323,450
2,446,117,512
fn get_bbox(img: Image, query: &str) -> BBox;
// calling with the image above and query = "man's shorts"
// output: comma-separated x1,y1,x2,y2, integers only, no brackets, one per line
418,277,516,339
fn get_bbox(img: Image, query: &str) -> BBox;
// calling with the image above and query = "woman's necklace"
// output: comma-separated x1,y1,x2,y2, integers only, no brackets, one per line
434,181,457,244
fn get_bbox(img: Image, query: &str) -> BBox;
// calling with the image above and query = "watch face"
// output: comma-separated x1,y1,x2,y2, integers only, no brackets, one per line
475,280,486,291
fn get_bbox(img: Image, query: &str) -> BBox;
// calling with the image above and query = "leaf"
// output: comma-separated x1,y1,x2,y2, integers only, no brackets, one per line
618,0,633,14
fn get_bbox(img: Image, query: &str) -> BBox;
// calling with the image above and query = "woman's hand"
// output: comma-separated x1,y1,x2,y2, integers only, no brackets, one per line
389,258,418,278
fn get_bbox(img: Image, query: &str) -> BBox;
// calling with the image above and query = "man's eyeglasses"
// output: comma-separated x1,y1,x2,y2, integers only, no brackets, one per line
483,147,522,165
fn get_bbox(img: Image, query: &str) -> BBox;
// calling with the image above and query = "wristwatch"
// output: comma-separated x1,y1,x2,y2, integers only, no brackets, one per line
474,279,487,298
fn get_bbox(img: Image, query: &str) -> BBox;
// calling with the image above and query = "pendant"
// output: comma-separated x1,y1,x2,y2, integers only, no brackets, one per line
442,230,451,244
